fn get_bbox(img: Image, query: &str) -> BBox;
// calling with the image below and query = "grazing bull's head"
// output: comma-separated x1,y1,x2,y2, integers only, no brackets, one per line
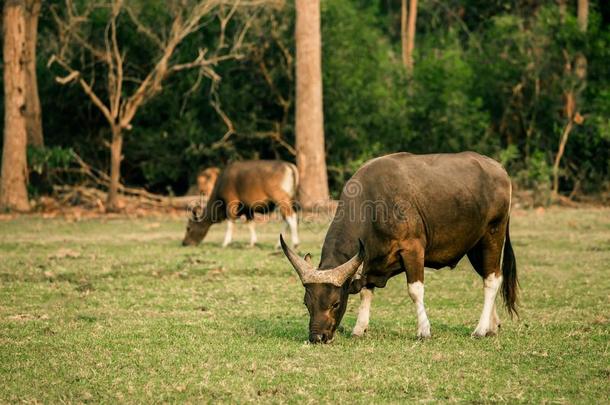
182,206,212,246
280,235,364,344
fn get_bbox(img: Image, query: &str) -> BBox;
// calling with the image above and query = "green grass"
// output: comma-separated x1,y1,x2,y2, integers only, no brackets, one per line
0,208,609,403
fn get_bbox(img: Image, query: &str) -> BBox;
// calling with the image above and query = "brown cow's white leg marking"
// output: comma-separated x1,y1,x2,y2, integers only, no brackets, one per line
472,273,502,337
286,213,299,247
408,281,431,338
222,221,234,248
248,221,257,247
352,288,374,337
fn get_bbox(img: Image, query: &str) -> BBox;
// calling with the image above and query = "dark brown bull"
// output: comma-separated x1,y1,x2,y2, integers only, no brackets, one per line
183,160,299,248
281,152,517,343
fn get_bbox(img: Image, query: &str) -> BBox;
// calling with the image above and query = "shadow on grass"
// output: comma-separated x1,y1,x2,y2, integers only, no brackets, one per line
241,316,308,342
240,316,474,344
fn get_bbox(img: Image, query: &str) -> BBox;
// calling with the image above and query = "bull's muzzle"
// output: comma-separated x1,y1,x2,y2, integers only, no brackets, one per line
182,239,197,246
309,332,332,344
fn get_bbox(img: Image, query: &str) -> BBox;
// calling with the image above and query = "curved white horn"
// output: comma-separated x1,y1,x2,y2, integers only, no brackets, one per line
281,236,366,287
280,234,313,284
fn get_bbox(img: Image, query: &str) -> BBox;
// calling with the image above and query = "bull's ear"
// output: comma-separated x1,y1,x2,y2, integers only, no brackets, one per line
304,253,312,265
357,239,365,258
327,239,365,286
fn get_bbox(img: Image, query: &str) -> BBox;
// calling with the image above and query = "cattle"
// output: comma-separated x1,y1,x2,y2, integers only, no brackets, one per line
185,167,220,197
182,160,300,248
196,167,220,198
280,152,517,343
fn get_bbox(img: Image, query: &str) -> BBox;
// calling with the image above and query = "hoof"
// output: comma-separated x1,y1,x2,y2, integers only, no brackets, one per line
352,326,367,337
471,328,496,338
416,326,431,339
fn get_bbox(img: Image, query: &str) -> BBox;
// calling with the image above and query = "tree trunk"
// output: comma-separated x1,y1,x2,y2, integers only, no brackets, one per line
295,0,329,209
106,126,123,211
24,0,43,147
553,0,588,197
577,0,588,32
401,0,408,68
1,0,30,212
552,119,573,196
404,0,418,74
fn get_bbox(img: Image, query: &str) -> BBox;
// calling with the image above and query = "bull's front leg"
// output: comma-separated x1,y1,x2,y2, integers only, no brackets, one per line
399,242,431,339
352,287,374,337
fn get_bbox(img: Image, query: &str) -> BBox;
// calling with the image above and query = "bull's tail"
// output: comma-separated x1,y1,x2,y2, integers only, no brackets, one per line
501,217,519,318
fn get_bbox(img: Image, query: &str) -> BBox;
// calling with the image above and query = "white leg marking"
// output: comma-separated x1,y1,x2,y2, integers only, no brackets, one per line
286,213,299,247
352,288,374,337
490,303,501,334
473,273,503,337
222,220,234,248
408,281,431,338
248,221,257,247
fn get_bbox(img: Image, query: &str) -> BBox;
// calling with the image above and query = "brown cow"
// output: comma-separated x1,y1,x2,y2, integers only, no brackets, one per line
196,167,220,197
281,152,517,343
185,167,220,197
182,160,299,248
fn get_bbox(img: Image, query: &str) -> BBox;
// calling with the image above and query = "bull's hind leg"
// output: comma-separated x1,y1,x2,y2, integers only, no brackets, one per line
222,220,234,248
352,288,374,337
467,228,505,337
399,241,431,339
248,221,257,247
277,199,299,248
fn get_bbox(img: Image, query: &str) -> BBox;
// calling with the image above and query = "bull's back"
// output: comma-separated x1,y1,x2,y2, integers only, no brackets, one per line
351,152,511,268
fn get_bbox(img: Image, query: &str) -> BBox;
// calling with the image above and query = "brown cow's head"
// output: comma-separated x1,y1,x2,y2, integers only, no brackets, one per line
280,236,364,344
197,167,220,197
182,206,212,246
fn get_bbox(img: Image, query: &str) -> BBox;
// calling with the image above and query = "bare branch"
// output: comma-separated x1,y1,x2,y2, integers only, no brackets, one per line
124,5,164,49
210,94,236,148
55,70,80,84
49,54,114,125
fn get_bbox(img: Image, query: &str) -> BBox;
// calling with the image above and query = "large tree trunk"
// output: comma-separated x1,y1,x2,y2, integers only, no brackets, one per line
106,126,123,212
295,0,329,209
24,0,43,147
1,0,30,212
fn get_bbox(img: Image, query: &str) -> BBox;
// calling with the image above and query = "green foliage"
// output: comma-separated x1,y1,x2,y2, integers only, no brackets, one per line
26,146,75,196
22,0,610,196
410,29,491,154
27,146,73,176
321,0,411,192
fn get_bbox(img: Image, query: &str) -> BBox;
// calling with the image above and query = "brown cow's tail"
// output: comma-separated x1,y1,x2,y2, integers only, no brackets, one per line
501,217,518,318
288,163,300,212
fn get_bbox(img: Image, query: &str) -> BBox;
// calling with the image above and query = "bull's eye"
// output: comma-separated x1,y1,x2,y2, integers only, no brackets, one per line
331,302,340,310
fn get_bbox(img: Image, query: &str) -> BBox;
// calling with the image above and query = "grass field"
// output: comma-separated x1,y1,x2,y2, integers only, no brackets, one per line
0,208,609,403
